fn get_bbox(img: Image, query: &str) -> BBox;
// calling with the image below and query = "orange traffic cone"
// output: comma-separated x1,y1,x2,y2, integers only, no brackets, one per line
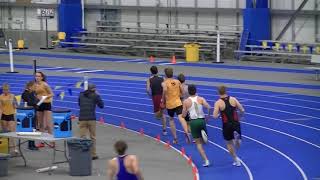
188,155,192,165
181,147,186,156
171,55,176,64
156,134,161,142
193,173,197,180
120,122,125,129
139,128,144,136
99,117,104,124
192,166,198,174
165,140,171,149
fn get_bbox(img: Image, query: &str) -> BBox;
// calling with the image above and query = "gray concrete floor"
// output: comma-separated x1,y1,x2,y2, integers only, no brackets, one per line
3,123,193,180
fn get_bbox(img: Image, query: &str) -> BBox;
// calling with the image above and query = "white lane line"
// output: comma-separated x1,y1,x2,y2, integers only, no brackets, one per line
49,96,320,150
7,81,320,131
207,125,308,180
75,70,104,74
103,99,320,149
117,59,145,63
2,74,320,104
241,121,320,149
285,118,313,121
158,62,185,65
36,67,63,70
56,68,83,72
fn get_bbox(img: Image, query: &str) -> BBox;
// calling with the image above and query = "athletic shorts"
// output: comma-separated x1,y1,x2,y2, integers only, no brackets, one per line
37,102,52,112
152,95,162,113
167,105,183,117
190,118,207,139
222,121,241,141
1,114,15,121
185,112,190,122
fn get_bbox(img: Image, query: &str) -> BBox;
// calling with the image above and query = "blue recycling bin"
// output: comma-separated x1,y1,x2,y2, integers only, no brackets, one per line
16,106,34,132
52,108,72,138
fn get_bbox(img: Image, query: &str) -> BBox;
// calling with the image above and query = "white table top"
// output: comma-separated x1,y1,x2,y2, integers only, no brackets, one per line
0,132,76,142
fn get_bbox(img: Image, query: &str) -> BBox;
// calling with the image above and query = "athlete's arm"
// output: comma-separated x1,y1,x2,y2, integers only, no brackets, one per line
107,159,116,180
161,82,167,103
213,101,220,119
182,99,189,118
44,83,54,98
131,155,144,180
179,82,183,98
201,97,211,117
146,79,151,96
234,98,245,114
0,98,2,115
12,95,18,108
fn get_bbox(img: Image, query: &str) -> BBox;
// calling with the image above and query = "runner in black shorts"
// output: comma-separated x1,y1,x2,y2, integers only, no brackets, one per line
162,68,190,144
146,66,167,135
213,85,245,167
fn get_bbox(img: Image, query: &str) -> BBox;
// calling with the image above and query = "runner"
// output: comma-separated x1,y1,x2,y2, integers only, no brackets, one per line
213,85,245,167
182,84,211,167
146,66,167,135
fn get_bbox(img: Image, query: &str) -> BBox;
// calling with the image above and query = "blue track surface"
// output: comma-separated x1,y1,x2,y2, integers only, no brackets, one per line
1,73,319,180
0,63,319,90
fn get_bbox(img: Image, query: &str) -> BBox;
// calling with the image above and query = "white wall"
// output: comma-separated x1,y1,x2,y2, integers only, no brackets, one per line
218,0,236,8
177,0,194,7
85,9,100,31
26,8,41,30
198,0,214,8
198,12,216,29
177,12,195,27
218,13,237,30
295,0,316,10
272,15,292,41
271,0,292,10
140,11,156,23
121,10,138,26
0,6,9,29
121,0,137,6
295,16,315,43
271,0,317,10
140,0,156,6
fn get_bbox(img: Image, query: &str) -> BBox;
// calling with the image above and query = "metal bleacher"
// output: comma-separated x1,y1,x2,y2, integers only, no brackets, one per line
60,20,241,60
235,40,320,64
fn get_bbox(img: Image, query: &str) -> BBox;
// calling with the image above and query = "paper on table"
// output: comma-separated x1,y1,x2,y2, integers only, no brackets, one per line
36,96,47,106
17,132,42,136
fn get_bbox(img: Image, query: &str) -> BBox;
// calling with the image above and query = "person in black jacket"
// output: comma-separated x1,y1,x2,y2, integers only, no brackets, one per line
78,83,104,160
21,81,39,150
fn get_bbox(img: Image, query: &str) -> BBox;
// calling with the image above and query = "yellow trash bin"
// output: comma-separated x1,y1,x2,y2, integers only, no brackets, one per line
17,39,24,49
316,46,320,54
184,43,200,62
58,32,66,40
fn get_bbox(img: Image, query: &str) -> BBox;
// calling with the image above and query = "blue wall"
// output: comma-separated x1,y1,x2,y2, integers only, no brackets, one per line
244,0,271,45
58,0,83,46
